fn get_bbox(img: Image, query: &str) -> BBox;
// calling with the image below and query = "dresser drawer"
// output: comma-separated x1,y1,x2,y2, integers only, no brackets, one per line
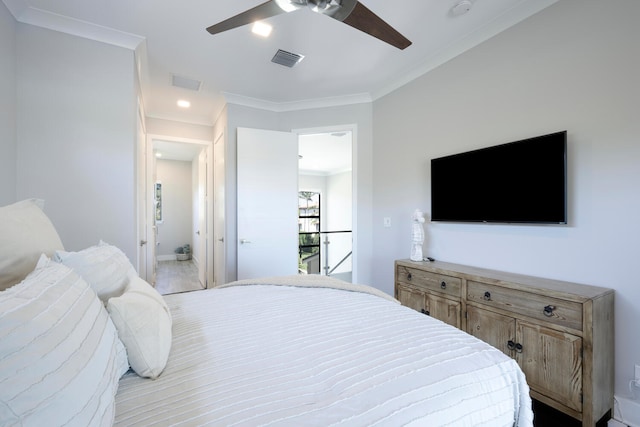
396,265,462,298
467,281,582,330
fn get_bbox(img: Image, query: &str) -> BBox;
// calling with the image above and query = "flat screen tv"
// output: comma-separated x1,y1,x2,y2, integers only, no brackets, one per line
431,131,567,224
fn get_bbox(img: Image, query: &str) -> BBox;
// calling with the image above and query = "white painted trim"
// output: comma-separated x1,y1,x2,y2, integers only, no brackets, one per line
5,1,144,50
223,92,372,113
144,112,216,127
613,395,640,427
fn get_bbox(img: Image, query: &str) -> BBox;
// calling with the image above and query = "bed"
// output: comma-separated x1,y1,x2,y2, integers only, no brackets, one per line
0,199,533,426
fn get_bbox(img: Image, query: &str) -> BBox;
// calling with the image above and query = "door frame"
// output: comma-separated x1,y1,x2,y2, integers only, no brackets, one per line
292,124,358,283
143,134,214,288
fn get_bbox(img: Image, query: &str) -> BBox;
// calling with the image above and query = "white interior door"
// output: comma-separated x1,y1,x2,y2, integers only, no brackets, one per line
237,127,298,280
145,136,157,285
213,132,226,286
197,149,207,287
135,106,147,279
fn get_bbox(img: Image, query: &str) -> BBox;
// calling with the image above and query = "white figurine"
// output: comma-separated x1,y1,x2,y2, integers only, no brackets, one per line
410,209,425,261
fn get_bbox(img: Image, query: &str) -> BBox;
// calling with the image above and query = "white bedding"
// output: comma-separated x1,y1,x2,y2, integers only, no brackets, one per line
114,281,532,426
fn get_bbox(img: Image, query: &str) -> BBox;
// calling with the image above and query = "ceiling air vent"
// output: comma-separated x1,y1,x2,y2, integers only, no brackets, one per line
271,49,305,68
171,74,202,91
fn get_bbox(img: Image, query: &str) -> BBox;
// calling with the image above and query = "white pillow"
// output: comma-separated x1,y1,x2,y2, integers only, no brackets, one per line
107,276,172,379
0,199,64,291
55,241,137,303
0,255,129,426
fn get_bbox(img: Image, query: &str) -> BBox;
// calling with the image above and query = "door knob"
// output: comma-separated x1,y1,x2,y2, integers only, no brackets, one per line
139,240,147,247
218,238,224,242
240,239,252,244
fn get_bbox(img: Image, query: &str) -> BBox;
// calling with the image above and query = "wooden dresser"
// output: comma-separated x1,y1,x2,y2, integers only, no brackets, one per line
394,259,614,427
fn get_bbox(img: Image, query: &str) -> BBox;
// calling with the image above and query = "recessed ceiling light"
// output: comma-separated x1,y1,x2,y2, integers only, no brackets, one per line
155,152,162,158
252,21,272,37
177,100,191,108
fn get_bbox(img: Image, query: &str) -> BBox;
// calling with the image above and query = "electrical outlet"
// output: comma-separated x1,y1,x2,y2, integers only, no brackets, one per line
635,364,640,382
383,217,391,228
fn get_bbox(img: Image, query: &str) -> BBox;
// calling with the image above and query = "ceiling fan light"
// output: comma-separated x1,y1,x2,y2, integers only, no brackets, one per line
252,21,273,37
274,0,305,13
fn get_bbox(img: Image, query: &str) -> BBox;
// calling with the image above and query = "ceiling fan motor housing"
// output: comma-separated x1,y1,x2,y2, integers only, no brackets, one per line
275,0,357,20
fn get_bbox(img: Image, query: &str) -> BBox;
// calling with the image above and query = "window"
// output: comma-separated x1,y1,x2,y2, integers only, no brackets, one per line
298,191,320,274
155,182,163,222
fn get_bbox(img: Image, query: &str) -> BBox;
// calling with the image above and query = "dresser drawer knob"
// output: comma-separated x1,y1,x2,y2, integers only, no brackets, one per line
507,340,516,350
543,305,556,317
407,273,412,281
440,281,447,289
483,291,491,301
515,343,523,353
421,308,430,316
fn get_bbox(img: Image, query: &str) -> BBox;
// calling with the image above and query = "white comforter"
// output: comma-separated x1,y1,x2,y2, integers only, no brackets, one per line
114,278,532,426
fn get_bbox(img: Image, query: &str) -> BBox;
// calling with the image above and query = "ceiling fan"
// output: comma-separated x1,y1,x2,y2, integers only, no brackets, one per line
206,0,412,50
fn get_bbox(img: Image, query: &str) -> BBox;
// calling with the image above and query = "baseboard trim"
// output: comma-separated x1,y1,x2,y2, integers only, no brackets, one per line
613,395,640,427
157,254,176,262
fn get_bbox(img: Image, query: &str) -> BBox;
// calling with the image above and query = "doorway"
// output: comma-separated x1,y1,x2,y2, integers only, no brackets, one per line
234,126,356,282
298,130,353,282
142,135,213,294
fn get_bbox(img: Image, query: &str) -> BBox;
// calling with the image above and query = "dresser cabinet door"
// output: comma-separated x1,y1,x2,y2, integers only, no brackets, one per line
426,293,461,328
397,283,461,327
516,321,583,413
466,305,515,354
396,283,425,312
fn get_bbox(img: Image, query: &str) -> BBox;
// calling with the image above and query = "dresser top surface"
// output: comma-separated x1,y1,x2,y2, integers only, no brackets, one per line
396,259,613,300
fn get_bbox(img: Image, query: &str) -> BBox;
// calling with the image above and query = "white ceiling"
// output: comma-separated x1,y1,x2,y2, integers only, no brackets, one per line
299,131,352,176
4,0,557,126
153,140,205,162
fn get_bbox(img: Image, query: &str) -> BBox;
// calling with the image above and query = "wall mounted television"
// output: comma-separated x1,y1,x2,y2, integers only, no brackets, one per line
430,131,567,224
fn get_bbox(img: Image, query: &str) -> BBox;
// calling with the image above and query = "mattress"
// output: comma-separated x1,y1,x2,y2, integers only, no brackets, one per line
114,278,533,426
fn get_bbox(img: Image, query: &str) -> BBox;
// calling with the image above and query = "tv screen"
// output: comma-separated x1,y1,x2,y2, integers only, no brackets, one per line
431,131,567,224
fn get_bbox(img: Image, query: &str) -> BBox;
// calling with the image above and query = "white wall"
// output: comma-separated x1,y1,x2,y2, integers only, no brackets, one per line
0,2,16,205
155,159,193,258
15,24,137,260
372,0,640,397
326,171,352,232
191,155,201,265
326,171,352,275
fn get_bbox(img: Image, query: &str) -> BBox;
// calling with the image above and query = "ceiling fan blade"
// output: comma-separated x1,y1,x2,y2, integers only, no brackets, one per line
340,1,412,50
206,1,285,35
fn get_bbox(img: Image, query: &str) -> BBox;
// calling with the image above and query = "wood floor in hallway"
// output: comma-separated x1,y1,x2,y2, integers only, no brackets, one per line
154,260,204,295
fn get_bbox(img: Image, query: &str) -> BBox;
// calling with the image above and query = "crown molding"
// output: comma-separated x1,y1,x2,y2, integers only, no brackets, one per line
222,91,372,113
3,0,144,50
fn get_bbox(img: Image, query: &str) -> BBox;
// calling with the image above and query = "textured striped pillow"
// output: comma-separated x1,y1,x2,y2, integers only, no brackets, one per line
0,199,64,291
55,241,137,303
0,256,129,426
107,276,172,379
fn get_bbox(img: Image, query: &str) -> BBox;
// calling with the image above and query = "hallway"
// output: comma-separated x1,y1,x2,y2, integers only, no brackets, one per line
155,260,204,295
